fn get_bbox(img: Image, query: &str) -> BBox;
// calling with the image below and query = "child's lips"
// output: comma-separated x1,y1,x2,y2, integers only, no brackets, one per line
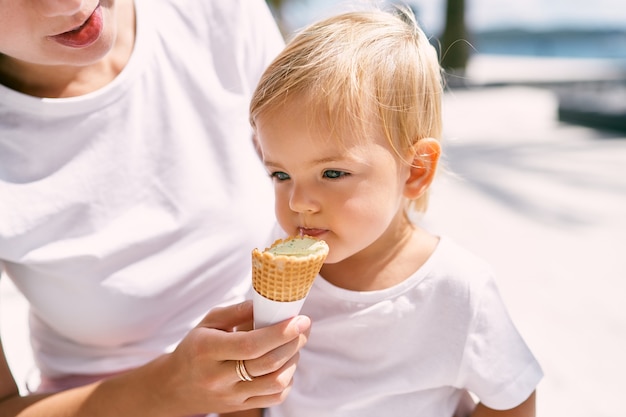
299,227,327,238
49,5,103,48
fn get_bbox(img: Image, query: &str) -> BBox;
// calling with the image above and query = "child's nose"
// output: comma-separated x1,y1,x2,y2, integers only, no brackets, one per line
36,0,85,17
289,185,320,213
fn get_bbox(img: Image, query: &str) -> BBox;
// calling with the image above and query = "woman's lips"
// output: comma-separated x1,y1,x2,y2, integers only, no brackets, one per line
49,5,103,48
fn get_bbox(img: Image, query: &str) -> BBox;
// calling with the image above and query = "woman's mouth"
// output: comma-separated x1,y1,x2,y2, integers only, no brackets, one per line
49,5,103,48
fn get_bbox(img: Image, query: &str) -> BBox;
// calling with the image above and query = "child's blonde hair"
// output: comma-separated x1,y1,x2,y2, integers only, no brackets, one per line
250,7,443,212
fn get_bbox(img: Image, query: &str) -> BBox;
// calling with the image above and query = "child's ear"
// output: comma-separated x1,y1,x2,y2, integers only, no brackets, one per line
403,138,441,199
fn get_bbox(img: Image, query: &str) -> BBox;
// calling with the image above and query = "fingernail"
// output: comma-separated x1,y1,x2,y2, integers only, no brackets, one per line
294,316,311,333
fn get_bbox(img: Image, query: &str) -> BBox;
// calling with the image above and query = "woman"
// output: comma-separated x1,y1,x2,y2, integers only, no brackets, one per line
0,1,309,416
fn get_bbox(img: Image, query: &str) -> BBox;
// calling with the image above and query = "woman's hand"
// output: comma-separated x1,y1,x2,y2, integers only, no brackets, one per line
149,300,311,416
0,300,310,417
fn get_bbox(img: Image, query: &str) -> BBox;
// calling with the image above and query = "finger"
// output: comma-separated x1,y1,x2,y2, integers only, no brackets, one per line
199,300,254,332
204,315,311,362
236,355,299,409
242,326,308,378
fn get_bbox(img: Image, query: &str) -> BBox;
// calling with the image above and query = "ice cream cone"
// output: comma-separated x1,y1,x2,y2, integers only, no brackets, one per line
252,235,328,327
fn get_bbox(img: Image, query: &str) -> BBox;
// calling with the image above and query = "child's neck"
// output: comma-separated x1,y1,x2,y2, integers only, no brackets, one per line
320,227,439,292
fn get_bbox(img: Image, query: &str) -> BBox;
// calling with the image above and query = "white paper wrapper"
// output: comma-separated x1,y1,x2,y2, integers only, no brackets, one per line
253,288,307,329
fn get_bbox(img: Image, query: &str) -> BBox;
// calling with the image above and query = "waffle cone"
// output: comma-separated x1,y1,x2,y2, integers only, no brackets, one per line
252,236,328,302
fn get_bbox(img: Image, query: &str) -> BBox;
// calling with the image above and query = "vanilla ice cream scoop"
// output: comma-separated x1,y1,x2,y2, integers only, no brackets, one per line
252,235,328,327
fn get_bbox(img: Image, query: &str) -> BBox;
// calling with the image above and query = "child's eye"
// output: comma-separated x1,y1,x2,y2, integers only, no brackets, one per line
323,170,348,179
270,171,291,181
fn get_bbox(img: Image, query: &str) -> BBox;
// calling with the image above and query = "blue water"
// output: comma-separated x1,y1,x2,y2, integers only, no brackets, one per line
276,1,626,61
281,0,626,37
459,29,626,60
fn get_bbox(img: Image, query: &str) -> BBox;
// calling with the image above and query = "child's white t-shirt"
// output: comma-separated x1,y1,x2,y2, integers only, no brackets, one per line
269,237,543,417
0,0,283,378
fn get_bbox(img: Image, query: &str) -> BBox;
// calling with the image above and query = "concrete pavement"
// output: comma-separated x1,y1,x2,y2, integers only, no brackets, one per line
2,58,625,415
424,85,626,417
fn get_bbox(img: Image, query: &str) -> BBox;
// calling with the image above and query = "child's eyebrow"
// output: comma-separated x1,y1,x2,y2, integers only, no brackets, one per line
263,155,346,168
311,156,346,165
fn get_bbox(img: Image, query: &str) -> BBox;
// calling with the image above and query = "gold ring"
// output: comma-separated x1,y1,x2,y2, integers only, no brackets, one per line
236,359,254,382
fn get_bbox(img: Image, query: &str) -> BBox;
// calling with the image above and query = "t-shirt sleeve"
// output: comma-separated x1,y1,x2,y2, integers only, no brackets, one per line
455,276,543,410
241,0,286,86
169,0,284,96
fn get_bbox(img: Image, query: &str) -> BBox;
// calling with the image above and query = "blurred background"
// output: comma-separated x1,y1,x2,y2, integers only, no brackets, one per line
267,0,626,130
1,1,624,416
262,1,625,416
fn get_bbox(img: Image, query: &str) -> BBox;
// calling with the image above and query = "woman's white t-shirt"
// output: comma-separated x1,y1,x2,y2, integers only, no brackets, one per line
0,0,283,378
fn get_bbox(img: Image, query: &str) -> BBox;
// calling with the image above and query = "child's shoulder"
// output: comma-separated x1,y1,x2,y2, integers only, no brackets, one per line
428,236,497,286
